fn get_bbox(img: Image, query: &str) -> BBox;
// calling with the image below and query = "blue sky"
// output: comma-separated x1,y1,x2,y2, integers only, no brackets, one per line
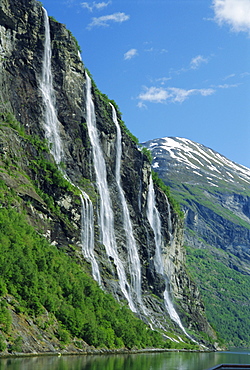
41,0,250,168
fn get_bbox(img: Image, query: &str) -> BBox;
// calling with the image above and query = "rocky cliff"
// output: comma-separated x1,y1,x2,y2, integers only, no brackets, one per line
142,136,250,346
0,0,216,352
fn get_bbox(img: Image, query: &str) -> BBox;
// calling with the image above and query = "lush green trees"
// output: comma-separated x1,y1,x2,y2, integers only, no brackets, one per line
0,205,180,349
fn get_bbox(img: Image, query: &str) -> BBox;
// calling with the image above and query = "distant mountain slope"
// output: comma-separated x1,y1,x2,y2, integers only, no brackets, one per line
142,136,250,346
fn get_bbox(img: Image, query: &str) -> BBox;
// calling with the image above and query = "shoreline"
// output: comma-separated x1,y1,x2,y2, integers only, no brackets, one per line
0,347,214,359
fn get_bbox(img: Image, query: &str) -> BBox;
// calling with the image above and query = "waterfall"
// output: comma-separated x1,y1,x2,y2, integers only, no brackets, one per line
80,193,101,285
40,8,101,285
110,103,143,306
164,195,176,280
146,176,191,337
40,8,62,165
85,72,136,312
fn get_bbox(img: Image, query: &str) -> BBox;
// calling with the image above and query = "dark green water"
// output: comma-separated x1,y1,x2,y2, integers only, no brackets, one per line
0,350,250,370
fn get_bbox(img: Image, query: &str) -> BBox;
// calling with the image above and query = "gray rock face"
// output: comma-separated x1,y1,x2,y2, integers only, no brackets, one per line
142,136,250,274
0,0,215,349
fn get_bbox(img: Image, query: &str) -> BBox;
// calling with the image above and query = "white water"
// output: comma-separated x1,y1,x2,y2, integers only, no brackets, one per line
40,8,62,165
80,193,101,285
110,103,143,307
146,176,191,337
85,73,136,312
40,9,101,285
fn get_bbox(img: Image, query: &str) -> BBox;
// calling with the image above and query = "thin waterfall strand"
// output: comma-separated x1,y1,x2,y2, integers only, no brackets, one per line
85,73,136,312
40,8,62,165
80,193,101,285
147,176,191,338
40,8,100,285
110,103,142,306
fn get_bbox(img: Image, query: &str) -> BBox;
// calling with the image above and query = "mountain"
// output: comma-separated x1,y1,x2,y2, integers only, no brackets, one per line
0,0,216,353
142,136,250,346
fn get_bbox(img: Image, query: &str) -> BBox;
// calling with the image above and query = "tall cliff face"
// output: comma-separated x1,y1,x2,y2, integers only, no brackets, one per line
0,0,216,351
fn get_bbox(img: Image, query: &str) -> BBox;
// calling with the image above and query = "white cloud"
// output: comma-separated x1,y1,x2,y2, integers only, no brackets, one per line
240,71,250,78
137,86,215,106
124,48,138,60
212,0,250,34
156,77,172,85
137,101,147,109
95,1,111,10
168,87,215,103
217,83,241,88
223,73,236,80
138,87,171,104
143,47,168,54
190,55,208,69
87,12,130,28
81,1,111,12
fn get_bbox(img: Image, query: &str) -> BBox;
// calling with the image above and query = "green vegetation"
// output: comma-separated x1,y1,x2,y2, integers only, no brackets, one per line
47,14,82,53
49,16,58,23
84,71,139,145
186,245,250,347
152,171,184,219
109,99,139,145
0,205,193,350
0,110,25,136
68,30,82,53
140,146,153,163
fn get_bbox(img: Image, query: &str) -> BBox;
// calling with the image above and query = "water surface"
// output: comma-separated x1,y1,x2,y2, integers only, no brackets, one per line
1,350,250,370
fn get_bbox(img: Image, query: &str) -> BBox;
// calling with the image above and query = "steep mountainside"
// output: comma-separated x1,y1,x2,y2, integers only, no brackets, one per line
0,0,216,353
142,136,250,346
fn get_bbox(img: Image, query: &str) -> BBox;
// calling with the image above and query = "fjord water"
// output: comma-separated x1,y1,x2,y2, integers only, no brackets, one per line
1,350,250,370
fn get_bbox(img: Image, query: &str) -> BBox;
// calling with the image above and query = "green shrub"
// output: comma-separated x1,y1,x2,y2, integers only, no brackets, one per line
10,336,23,353
58,327,71,344
0,335,6,352
0,301,12,333
152,171,184,218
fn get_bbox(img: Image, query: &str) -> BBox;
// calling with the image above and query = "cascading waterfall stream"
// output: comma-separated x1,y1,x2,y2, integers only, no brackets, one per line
163,195,176,280
85,72,136,312
40,8,101,285
110,103,143,307
80,193,101,285
40,8,62,165
146,176,192,339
